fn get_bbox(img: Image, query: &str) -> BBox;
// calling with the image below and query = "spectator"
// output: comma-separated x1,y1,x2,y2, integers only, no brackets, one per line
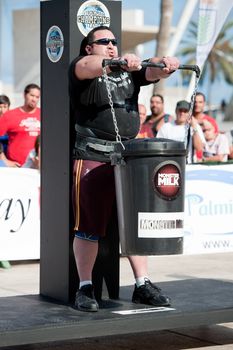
137,104,154,138
0,95,10,116
157,100,205,163
193,92,219,131
202,120,230,162
0,94,11,154
144,94,172,136
193,92,219,162
0,84,40,166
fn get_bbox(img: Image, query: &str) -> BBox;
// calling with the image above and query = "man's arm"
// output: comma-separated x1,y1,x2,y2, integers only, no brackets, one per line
191,118,205,152
75,53,143,80
203,154,226,162
75,54,180,81
75,55,112,80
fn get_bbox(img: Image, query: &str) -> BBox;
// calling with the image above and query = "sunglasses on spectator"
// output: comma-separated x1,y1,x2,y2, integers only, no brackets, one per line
89,38,118,46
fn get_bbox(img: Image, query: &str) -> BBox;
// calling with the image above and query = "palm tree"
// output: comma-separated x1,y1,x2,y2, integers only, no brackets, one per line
178,20,233,107
153,0,173,95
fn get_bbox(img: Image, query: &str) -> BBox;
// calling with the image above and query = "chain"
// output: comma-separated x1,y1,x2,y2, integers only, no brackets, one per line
184,73,200,147
102,64,199,153
102,66,125,150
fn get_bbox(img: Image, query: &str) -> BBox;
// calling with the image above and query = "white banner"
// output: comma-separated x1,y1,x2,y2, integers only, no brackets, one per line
184,164,233,254
0,164,233,260
0,168,40,260
196,0,233,70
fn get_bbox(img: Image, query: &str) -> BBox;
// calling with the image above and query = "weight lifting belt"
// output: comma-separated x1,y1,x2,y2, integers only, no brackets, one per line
73,124,123,163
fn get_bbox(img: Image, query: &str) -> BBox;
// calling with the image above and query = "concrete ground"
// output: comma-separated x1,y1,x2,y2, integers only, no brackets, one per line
0,253,233,349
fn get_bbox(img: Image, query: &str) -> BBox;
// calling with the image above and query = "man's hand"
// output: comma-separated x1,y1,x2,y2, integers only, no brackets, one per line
5,159,20,167
120,54,142,71
0,152,20,167
146,56,180,81
161,56,180,75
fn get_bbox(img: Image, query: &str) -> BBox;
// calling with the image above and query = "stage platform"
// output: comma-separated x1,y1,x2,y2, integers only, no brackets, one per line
0,253,233,348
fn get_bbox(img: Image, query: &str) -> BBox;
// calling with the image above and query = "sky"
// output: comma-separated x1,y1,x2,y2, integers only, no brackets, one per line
121,0,233,106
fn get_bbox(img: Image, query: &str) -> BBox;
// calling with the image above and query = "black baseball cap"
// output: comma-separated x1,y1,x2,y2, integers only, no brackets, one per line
176,100,190,110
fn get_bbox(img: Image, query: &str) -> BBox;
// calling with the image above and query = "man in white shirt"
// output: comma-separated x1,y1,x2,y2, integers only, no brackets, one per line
157,100,205,163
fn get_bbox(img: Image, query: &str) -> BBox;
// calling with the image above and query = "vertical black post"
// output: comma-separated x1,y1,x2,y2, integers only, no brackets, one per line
40,0,122,303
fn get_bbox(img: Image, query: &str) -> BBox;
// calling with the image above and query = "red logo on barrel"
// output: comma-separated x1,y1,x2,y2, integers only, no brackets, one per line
153,162,181,200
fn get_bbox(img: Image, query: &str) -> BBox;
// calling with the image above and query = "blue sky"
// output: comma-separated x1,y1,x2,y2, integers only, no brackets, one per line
121,0,233,106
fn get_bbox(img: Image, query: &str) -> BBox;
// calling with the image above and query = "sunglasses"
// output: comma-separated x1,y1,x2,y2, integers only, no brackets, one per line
89,38,118,46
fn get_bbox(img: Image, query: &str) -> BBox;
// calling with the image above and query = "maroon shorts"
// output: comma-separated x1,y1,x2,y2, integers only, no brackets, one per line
72,160,116,237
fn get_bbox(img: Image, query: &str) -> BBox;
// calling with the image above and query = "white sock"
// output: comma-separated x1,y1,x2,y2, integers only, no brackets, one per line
79,280,92,289
135,276,149,287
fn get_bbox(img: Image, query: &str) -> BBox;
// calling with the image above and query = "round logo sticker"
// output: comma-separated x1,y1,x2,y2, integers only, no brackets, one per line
153,161,182,200
46,25,64,63
77,0,110,36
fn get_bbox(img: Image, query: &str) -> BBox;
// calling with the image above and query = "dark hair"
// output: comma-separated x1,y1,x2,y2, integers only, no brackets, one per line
0,94,10,107
0,143,3,154
79,25,115,56
24,84,40,94
195,92,206,101
150,94,164,103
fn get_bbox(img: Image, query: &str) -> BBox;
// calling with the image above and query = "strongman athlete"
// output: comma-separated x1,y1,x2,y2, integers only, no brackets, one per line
69,25,179,312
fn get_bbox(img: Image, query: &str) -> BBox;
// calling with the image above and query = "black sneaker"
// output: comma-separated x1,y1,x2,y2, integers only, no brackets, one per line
132,279,171,306
75,284,99,312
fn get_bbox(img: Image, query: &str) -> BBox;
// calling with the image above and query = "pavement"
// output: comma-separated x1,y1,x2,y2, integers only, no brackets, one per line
0,253,233,349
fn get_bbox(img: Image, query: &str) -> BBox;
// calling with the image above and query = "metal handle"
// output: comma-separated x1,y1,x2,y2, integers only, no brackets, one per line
102,59,200,78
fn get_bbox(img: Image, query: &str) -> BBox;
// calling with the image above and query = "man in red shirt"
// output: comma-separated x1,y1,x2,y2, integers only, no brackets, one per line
193,92,219,161
0,84,41,166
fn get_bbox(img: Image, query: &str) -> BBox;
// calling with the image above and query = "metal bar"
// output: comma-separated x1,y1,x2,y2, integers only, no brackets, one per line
102,59,200,77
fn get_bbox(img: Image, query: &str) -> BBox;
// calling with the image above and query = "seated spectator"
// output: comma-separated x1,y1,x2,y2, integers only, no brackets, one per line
23,135,40,170
157,100,205,163
144,94,173,136
0,84,40,166
137,104,154,139
201,120,230,162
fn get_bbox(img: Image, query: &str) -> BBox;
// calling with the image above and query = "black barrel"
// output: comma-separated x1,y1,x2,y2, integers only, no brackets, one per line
114,138,187,255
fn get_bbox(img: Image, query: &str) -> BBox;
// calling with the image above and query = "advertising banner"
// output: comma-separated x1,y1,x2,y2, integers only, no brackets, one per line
184,164,233,254
1,164,233,259
0,168,40,260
